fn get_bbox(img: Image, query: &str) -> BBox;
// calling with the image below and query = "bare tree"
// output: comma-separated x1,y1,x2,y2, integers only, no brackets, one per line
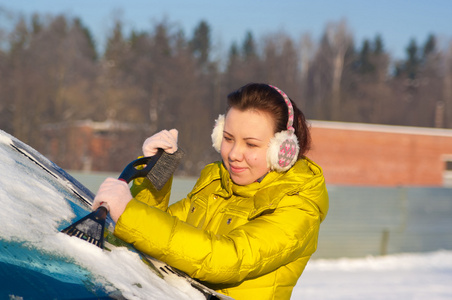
325,20,354,120
306,20,353,120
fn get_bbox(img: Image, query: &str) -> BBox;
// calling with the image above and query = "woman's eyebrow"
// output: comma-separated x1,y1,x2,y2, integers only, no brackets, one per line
244,137,263,141
223,130,263,141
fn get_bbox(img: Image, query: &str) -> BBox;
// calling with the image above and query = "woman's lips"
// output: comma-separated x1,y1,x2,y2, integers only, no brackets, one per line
230,164,246,173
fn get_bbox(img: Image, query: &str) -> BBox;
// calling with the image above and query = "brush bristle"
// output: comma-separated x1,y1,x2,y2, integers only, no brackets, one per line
147,148,184,190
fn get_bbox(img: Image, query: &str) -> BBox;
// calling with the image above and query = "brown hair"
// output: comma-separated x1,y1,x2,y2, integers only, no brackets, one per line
226,83,311,158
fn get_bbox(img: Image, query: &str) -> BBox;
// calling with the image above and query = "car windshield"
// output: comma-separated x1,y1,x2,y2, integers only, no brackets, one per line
0,130,204,299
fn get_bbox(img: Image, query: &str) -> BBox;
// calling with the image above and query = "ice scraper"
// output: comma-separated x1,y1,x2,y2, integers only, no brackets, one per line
61,148,184,248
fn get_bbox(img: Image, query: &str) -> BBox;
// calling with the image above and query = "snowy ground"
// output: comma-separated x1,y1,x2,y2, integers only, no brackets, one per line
293,250,452,299
1,129,452,299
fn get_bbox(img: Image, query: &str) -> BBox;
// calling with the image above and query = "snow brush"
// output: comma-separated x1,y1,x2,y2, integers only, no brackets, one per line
61,148,184,248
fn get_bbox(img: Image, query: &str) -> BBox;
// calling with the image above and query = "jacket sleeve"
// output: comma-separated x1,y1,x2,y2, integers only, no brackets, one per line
113,193,323,284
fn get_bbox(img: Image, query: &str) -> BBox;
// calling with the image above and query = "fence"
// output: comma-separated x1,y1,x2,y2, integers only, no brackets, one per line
314,185,452,258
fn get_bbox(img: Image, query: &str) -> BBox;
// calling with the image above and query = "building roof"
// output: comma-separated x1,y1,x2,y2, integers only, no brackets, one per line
310,120,452,137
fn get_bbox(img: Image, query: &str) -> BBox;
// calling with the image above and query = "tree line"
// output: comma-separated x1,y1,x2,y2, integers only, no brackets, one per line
0,11,451,175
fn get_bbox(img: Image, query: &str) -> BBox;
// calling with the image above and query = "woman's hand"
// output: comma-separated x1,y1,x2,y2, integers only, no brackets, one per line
92,178,133,223
142,129,178,157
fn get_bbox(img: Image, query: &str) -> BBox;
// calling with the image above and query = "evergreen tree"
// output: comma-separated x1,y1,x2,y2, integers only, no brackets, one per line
405,38,420,79
373,34,384,55
358,39,375,73
242,31,257,60
74,17,97,60
104,20,126,64
422,34,436,59
190,20,210,65
229,42,240,60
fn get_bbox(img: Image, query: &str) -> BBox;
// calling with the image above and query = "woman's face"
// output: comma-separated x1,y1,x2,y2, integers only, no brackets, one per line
221,107,275,185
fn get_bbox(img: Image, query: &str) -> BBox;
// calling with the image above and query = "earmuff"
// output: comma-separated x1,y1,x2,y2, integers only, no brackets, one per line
211,85,300,172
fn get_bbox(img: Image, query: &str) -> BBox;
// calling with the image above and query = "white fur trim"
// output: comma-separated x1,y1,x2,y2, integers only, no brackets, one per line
267,130,300,172
211,114,225,152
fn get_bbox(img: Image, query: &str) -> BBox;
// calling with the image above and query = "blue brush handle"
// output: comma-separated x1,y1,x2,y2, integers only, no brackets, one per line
118,149,163,183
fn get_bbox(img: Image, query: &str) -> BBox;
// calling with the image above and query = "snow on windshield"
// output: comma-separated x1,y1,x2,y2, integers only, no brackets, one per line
0,131,204,300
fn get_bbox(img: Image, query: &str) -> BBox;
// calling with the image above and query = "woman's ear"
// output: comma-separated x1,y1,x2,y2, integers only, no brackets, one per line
211,114,225,152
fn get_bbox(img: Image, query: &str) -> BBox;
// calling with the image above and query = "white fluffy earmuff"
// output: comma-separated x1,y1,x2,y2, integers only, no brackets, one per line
211,114,225,152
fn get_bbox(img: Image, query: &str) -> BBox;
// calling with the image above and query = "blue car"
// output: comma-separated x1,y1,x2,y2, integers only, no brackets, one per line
0,130,229,300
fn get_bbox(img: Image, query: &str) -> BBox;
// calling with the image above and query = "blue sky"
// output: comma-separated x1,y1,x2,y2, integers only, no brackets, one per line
1,0,451,60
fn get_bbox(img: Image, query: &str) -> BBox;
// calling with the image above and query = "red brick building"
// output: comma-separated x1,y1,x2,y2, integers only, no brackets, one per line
307,121,452,187
42,120,145,172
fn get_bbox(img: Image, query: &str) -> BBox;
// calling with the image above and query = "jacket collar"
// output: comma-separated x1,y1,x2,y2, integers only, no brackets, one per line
189,159,325,220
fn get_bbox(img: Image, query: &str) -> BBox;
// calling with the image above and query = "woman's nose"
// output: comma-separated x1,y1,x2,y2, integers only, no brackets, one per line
228,143,244,161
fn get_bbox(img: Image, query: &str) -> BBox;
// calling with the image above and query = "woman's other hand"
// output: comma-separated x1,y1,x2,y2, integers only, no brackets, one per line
142,129,178,157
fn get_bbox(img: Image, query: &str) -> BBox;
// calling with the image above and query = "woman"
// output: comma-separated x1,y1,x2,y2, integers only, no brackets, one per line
93,83,329,299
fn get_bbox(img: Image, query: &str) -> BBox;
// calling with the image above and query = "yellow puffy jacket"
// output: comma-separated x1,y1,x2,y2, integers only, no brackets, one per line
114,157,329,300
